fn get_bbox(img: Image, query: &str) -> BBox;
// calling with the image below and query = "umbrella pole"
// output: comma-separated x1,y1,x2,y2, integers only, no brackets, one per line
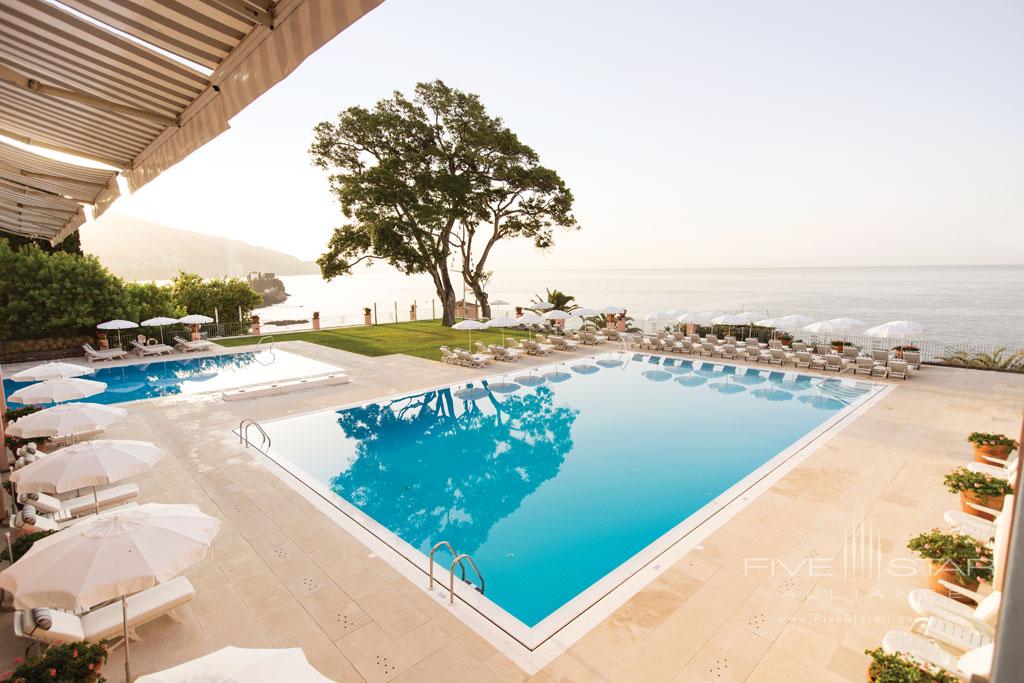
122,594,131,682
93,485,100,516
5,531,13,564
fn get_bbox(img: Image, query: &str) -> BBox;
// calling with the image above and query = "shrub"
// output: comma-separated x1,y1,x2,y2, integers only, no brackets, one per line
0,641,107,682
864,647,957,682
907,529,993,583
0,530,57,563
966,432,1019,452
943,467,1013,497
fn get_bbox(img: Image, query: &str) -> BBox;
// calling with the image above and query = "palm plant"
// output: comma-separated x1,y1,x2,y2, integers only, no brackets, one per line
938,347,1024,372
530,288,578,312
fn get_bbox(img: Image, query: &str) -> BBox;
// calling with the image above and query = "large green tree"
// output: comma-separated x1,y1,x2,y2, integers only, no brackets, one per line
170,272,261,322
310,80,577,325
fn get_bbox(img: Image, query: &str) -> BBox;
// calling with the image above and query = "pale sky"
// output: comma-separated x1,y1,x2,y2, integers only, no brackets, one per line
100,0,1024,269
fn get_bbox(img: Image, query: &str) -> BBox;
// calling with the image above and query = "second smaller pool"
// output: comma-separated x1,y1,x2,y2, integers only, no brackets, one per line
3,350,341,406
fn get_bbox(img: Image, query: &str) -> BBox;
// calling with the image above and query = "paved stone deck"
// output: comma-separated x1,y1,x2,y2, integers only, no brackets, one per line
1,342,1021,681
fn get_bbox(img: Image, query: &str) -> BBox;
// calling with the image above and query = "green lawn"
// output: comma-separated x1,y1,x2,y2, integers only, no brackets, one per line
215,320,533,360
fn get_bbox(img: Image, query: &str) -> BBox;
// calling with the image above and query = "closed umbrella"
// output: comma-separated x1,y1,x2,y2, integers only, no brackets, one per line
452,319,486,348
97,319,138,349
10,362,94,382
7,402,127,439
141,316,181,344
0,503,219,682
135,647,334,683
11,440,165,514
8,378,106,405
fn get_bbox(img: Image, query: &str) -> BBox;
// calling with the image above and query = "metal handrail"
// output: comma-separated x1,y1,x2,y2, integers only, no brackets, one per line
428,541,465,590
256,335,274,350
238,418,271,450
449,553,484,605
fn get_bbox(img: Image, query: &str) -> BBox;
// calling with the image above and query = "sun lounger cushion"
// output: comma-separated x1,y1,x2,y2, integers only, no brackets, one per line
20,608,54,637
62,483,139,517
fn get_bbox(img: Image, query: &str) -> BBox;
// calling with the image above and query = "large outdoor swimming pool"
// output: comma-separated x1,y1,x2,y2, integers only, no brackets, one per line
257,352,880,645
3,350,341,406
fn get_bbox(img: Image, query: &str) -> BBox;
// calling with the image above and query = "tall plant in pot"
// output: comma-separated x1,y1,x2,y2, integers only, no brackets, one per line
967,432,1018,462
944,468,1013,521
907,529,992,601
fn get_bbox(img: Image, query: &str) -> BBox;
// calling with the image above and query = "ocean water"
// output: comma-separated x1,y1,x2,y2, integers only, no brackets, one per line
255,265,1024,347
260,354,874,627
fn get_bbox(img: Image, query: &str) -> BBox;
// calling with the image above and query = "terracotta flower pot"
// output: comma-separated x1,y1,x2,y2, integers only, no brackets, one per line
927,561,979,603
961,490,1005,521
973,443,1009,462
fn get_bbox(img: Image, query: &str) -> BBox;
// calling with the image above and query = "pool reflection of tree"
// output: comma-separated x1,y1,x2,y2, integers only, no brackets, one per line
329,383,578,556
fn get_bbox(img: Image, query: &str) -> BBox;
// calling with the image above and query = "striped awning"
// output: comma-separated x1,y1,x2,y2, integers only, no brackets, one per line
0,0,383,243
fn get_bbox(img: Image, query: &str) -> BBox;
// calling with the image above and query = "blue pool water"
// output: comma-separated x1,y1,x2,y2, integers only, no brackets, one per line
261,353,874,628
3,351,340,406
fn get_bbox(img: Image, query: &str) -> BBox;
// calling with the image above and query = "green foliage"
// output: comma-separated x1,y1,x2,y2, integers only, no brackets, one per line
3,406,50,452
0,240,124,342
864,648,956,682
907,529,993,583
943,467,1013,497
939,347,1024,372
121,281,184,323
170,272,261,322
531,288,577,312
0,640,107,682
310,80,577,325
0,530,56,563
2,231,82,255
967,432,1019,452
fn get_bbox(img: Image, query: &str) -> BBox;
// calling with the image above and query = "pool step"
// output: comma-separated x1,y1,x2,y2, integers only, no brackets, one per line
222,372,349,401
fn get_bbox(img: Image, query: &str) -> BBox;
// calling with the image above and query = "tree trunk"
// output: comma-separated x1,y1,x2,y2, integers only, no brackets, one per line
471,283,491,319
433,266,458,327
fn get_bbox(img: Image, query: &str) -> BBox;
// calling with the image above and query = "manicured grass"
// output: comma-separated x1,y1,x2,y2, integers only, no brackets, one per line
215,320,533,360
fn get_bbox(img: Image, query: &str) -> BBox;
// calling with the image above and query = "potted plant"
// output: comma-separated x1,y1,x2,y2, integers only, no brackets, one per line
944,467,1013,521
907,529,993,600
967,432,1018,462
831,339,849,352
363,307,373,325
864,647,956,682
0,640,108,682
779,333,793,345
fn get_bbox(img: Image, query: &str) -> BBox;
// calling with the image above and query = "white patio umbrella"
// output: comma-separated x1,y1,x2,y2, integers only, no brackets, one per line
864,320,924,339
710,313,747,335
11,440,165,514
452,319,486,348
827,317,867,332
97,319,138,348
574,306,600,316
8,377,106,405
515,312,545,338
0,503,220,682
774,314,814,330
10,362,94,382
6,402,127,439
178,314,214,324
141,316,181,344
544,309,572,321
599,305,625,315
530,301,554,311
485,316,518,344
135,647,334,683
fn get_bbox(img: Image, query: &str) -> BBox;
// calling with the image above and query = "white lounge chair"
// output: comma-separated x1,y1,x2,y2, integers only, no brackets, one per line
439,346,461,365
967,453,1018,480
769,349,791,365
881,631,992,681
173,336,212,353
521,339,551,356
909,586,1000,634
9,502,138,534
486,344,523,361
14,576,195,647
904,350,922,370
82,343,127,363
911,614,993,653
16,484,139,520
823,354,847,373
889,359,910,379
131,340,175,357
454,349,489,367
719,344,738,359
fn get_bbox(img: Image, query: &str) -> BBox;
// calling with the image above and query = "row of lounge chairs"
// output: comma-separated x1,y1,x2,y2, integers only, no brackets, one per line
82,336,213,363
439,330,621,367
879,445,1013,678
6,446,196,650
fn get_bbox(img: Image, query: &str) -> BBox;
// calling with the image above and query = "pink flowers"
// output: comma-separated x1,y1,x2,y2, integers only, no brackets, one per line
49,667,57,677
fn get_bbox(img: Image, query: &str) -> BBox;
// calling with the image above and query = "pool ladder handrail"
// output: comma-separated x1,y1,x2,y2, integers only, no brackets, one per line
427,541,484,605
239,418,271,451
254,336,276,365
256,335,275,351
